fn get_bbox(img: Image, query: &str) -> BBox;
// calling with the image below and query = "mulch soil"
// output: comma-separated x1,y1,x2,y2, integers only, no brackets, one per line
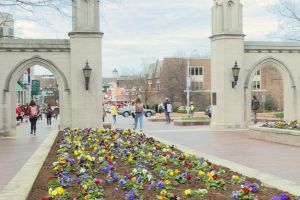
27,130,293,200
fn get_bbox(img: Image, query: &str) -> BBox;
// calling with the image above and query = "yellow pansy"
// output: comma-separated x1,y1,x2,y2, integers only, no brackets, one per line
51,190,58,196
164,180,171,185
84,194,91,200
198,170,205,176
168,171,174,176
56,187,64,195
174,169,180,174
184,189,192,196
160,190,167,196
82,184,88,190
74,150,79,156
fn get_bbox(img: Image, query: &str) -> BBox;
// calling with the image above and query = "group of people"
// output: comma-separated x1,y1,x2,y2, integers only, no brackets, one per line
107,98,145,132
16,101,58,135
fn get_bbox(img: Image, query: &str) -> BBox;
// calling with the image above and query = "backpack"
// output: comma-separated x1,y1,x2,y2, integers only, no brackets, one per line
136,103,144,113
30,106,39,117
47,109,53,117
252,99,260,110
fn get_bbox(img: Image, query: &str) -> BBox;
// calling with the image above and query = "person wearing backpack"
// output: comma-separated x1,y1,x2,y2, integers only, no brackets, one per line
46,105,53,126
163,98,172,124
134,98,144,132
27,100,40,135
251,96,260,124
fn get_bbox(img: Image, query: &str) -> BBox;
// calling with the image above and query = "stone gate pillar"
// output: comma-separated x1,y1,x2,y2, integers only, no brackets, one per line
69,0,103,128
210,0,246,129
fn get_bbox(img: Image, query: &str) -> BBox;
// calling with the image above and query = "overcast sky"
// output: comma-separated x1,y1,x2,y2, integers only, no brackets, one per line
9,0,279,76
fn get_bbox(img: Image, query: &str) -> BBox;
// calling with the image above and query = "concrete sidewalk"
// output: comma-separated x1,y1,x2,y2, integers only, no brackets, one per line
0,119,59,191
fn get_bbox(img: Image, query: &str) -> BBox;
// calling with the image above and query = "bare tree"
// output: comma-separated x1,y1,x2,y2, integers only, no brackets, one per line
160,58,186,104
0,0,118,26
270,0,300,41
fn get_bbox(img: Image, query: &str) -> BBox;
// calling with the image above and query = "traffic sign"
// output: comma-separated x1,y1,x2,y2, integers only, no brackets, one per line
31,80,40,95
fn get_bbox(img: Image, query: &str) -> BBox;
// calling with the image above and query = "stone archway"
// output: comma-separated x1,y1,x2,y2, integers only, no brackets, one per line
244,57,297,125
2,56,71,136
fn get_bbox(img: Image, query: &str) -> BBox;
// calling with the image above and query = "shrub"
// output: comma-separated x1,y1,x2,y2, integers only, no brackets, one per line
275,112,284,118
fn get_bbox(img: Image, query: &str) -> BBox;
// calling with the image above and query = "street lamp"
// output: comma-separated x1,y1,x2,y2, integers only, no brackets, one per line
231,61,240,88
83,61,92,90
186,49,197,116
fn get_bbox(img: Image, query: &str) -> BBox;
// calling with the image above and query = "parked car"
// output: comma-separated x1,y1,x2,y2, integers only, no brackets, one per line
118,106,156,117
205,105,212,118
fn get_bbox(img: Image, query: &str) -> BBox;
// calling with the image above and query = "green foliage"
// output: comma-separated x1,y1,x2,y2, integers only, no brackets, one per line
264,97,277,111
275,112,284,118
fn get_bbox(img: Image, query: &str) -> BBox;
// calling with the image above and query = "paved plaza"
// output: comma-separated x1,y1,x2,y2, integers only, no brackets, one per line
1,115,300,193
0,118,59,191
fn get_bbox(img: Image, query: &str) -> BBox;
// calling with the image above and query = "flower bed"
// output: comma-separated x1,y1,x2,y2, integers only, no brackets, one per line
28,128,298,200
262,120,300,131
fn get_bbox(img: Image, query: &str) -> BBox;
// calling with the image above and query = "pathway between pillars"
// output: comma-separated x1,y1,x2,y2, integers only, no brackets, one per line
0,118,59,192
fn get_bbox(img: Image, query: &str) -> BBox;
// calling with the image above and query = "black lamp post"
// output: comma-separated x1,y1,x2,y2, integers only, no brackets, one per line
232,61,240,88
83,61,92,90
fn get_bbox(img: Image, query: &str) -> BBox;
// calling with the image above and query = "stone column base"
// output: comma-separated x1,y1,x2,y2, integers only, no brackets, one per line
0,128,16,137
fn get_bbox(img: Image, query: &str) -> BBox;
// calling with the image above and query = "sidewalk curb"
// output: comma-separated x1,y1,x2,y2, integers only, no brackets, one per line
146,133,300,196
0,130,58,200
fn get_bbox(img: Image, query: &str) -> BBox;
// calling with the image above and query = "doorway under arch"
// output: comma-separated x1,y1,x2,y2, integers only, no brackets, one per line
2,56,71,136
244,57,297,125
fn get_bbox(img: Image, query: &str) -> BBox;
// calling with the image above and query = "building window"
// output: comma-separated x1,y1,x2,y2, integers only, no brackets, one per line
252,81,261,90
191,81,203,90
156,83,160,91
8,28,13,37
189,67,203,76
256,70,260,75
0,27,3,37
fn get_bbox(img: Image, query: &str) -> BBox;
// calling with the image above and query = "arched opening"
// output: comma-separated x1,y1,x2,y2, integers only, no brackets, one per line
244,57,297,125
2,56,71,136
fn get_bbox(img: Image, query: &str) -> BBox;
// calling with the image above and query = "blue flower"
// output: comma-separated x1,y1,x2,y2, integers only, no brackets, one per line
147,181,155,190
102,165,113,173
137,176,142,183
271,197,281,200
119,179,126,185
279,193,290,200
231,191,238,200
157,180,164,189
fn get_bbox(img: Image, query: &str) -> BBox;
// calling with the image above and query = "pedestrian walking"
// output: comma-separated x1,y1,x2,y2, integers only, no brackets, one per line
46,105,53,126
131,101,136,125
251,95,260,124
27,100,40,135
102,104,106,122
163,98,172,123
111,104,118,124
134,98,144,132
16,104,23,122
189,102,195,118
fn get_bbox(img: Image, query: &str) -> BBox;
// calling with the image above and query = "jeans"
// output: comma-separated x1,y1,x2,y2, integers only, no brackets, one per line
165,112,171,123
29,117,38,133
134,112,143,131
47,117,52,125
112,115,116,124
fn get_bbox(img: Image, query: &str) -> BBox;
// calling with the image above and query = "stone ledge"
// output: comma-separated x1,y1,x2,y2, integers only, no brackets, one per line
174,120,210,126
145,133,300,196
0,130,58,200
249,126,300,147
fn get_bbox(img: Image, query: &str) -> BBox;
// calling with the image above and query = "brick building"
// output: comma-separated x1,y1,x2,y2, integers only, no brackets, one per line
146,57,211,110
147,57,283,111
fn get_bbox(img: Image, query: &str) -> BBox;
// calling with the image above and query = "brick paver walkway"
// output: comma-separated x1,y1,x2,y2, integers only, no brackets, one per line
0,118,59,191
